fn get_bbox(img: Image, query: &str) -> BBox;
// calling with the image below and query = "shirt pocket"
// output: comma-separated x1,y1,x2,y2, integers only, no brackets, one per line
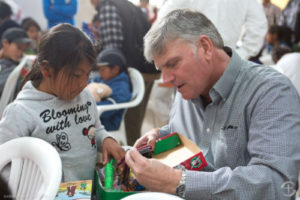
214,128,240,169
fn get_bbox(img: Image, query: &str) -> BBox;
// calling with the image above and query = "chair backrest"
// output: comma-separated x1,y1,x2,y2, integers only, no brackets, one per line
97,67,145,115
0,137,62,200
0,55,36,118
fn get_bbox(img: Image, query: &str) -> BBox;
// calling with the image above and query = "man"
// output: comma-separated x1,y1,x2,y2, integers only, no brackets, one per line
90,0,160,145
148,0,268,130
0,27,31,96
125,9,300,199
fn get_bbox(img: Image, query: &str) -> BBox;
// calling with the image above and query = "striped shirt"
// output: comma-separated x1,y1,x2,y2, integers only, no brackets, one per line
160,48,300,199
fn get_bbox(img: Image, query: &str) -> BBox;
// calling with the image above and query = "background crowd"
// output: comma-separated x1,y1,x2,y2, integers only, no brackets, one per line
0,0,300,199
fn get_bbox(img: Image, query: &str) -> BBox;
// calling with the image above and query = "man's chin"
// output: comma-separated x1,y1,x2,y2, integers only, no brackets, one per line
179,91,193,100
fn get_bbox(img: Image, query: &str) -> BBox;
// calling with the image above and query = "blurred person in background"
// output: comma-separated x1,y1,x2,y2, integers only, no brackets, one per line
272,45,300,95
43,0,78,28
258,25,292,65
280,0,300,33
82,14,101,44
139,0,158,24
0,27,31,97
0,1,20,39
90,0,160,146
262,0,281,26
0,0,22,23
21,17,41,54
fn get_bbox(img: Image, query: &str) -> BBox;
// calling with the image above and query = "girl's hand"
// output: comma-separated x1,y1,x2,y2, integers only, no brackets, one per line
102,137,125,165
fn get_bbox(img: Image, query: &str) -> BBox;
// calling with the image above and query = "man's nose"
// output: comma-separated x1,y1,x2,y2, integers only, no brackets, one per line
162,70,174,83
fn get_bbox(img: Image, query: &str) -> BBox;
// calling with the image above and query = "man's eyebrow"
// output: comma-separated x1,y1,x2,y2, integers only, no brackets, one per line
163,57,181,68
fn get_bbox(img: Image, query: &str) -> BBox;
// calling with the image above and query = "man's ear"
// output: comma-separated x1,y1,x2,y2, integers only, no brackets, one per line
40,60,52,78
197,35,213,60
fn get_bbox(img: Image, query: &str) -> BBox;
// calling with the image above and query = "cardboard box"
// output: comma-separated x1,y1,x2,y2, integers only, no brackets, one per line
153,132,207,170
95,132,207,200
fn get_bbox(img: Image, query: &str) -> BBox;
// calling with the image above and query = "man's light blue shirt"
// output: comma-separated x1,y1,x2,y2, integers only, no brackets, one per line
160,48,300,199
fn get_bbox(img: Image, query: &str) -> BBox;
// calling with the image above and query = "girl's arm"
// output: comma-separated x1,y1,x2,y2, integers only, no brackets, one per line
0,104,30,144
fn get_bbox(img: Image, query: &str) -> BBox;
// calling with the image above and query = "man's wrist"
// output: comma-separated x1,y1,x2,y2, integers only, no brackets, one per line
175,168,186,198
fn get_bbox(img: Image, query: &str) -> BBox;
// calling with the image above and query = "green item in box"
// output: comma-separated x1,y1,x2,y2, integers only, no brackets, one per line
94,169,136,200
94,133,184,200
104,158,115,189
154,133,181,155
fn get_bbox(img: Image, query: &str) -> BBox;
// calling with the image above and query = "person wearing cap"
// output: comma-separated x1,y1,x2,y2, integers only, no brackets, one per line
0,27,31,97
87,48,132,131
0,1,20,39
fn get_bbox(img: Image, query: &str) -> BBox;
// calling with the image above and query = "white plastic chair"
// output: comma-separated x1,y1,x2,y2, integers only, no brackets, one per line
97,67,145,145
121,192,184,200
0,55,36,118
0,137,62,200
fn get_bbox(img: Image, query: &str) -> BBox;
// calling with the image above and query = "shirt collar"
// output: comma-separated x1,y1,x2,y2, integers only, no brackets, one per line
212,47,243,101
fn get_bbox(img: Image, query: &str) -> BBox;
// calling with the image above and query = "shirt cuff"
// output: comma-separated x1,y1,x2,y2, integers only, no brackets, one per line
158,125,171,138
185,170,213,199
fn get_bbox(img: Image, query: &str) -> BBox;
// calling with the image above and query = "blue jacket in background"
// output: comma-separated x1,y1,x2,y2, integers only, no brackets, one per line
43,0,78,28
92,72,132,131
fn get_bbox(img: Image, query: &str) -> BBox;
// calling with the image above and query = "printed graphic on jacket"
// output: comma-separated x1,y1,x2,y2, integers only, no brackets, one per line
39,101,95,151
82,125,96,148
52,132,71,151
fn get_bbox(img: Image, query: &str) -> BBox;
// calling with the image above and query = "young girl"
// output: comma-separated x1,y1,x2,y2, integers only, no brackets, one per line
0,23,125,182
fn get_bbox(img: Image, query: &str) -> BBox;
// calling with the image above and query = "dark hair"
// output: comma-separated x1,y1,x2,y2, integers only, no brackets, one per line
0,2,12,21
92,14,100,23
268,25,281,35
0,175,12,200
271,45,292,63
22,23,96,88
21,17,41,32
278,25,293,48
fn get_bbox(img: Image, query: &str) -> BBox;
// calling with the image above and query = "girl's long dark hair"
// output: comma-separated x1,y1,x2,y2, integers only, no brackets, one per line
21,23,96,89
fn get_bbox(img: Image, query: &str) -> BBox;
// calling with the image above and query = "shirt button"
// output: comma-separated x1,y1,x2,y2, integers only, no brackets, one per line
206,128,210,133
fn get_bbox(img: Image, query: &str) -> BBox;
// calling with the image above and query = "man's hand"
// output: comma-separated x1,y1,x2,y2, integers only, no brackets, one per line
134,128,159,149
102,137,125,165
125,148,182,194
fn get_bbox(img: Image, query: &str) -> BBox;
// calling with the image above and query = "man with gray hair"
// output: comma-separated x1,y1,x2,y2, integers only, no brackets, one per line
125,9,300,199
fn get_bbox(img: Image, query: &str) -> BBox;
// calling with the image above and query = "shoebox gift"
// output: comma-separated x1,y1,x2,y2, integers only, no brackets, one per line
94,132,207,200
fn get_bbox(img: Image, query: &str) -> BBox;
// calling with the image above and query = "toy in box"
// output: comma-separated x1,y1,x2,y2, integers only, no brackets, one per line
94,132,207,200
55,179,92,200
